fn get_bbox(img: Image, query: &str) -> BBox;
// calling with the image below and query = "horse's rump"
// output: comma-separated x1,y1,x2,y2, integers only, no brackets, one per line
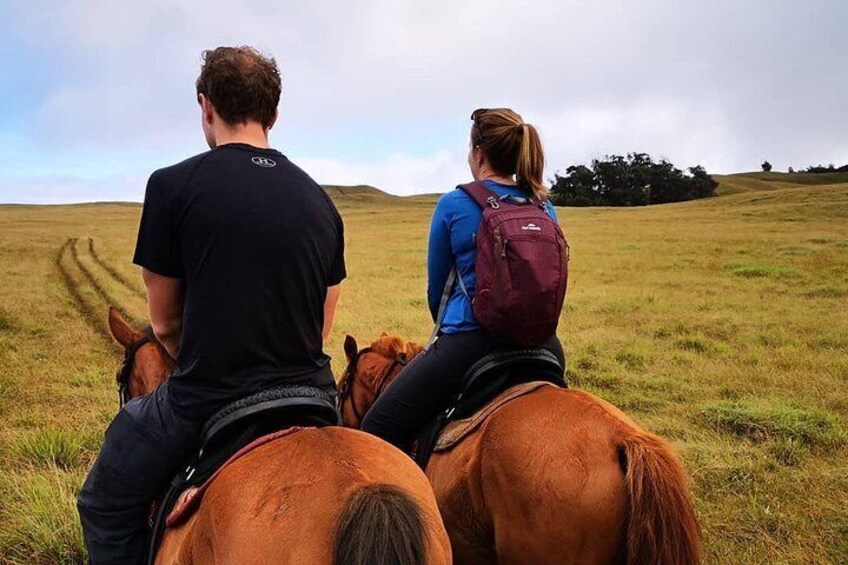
157,427,450,564
425,386,700,564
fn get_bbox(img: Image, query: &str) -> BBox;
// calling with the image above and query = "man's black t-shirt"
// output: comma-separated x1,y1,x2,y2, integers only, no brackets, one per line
133,143,345,420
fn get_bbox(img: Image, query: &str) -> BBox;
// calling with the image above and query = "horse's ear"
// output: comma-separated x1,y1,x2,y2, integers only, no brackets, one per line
108,306,141,347
344,335,359,362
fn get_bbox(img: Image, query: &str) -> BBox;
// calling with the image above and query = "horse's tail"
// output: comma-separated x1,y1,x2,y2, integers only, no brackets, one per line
621,431,702,565
333,484,427,565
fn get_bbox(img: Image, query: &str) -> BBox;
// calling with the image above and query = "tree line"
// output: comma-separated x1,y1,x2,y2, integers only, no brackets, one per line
549,153,718,207
764,161,848,174
788,163,848,174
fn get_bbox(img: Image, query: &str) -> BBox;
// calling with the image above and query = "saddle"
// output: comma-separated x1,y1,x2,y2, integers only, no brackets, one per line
434,380,558,450
413,349,566,469
146,385,338,564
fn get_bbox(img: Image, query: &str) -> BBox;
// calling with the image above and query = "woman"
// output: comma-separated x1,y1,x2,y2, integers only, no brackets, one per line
361,108,565,452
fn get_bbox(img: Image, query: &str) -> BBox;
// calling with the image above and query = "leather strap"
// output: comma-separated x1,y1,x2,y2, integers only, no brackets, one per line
458,180,545,208
457,181,501,209
427,267,456,348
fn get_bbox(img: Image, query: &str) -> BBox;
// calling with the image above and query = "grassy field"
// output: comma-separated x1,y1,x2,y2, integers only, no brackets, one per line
1,174,847,563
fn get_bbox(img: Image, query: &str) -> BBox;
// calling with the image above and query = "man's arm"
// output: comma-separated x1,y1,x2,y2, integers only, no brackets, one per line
142,268,184,359
323,284,341,343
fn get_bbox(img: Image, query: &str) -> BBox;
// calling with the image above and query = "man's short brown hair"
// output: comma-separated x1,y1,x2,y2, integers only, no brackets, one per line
196,46,281,129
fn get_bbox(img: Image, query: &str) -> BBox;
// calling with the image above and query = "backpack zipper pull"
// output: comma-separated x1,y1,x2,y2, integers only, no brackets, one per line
501,238,508,258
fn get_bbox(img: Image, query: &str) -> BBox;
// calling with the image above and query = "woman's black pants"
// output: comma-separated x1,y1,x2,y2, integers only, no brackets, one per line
361,330,564,453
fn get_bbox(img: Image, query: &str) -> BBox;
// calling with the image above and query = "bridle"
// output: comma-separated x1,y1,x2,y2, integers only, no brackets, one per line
115,329,155,409
338,347,409,425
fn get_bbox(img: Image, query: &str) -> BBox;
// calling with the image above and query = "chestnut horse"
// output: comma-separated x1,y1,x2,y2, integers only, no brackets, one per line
339,334,702,565
105,308,451,564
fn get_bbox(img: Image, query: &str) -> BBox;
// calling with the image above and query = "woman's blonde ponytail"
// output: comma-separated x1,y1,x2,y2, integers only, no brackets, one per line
516,122,547,200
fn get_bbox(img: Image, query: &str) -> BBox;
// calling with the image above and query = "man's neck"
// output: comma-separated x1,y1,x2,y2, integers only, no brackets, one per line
214,122,271,149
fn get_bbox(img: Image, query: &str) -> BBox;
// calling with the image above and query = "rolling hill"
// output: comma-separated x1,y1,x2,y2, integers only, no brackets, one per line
320,184,397,202
714,171,848,196
323,171,848,206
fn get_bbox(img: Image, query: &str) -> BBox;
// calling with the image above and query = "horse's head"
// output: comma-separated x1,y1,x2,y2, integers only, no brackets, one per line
108,306,176,406
338,333,424,429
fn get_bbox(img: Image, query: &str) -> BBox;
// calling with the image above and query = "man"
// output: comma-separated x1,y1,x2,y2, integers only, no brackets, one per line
77,46,346,564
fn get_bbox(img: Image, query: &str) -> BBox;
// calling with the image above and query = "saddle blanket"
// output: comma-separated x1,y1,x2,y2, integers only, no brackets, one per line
434,381,557,451
166,426,309,527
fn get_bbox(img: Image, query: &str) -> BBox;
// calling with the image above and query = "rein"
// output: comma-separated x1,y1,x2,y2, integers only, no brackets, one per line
338,347,408,424
115,329,155,408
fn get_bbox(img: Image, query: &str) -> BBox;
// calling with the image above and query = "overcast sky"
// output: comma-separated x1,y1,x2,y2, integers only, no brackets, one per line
1,0,846,203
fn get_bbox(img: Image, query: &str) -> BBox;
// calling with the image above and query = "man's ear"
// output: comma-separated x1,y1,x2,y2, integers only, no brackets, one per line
267,108,278,131
344,335,359,363
199,94,214,125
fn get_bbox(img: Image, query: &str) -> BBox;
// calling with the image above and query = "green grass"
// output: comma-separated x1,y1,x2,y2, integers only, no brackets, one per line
614,347,650,370
804,285,848,298
11,429,98,470
731,263,798,279
0,470,86,564
1,180,847,563
767,437,810,467
698,400,846,449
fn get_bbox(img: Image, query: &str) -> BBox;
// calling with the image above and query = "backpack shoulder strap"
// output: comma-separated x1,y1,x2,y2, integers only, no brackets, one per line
426,267,456,349
457,181,501,210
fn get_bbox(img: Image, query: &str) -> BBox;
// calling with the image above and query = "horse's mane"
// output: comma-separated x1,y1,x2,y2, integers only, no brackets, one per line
369,334,424,361
139,325,174,361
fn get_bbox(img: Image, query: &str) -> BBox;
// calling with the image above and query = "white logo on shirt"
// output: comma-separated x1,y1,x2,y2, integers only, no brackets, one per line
251,156,277,168
521,223,542,231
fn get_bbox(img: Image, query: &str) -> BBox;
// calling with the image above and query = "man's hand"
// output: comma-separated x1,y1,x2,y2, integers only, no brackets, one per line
323,284,341,343
142,268,184,359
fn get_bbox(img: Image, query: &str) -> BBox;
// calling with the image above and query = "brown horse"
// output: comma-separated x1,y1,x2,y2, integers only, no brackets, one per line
106,308,452,564
339,334,702,565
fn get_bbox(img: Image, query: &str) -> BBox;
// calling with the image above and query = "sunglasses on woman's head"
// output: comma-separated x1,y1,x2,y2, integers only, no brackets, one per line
470,108,512,119
470,108,513,145
470,109,488,144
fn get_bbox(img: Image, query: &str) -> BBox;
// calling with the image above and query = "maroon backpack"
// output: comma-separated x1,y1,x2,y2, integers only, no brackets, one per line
458,181,569,346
